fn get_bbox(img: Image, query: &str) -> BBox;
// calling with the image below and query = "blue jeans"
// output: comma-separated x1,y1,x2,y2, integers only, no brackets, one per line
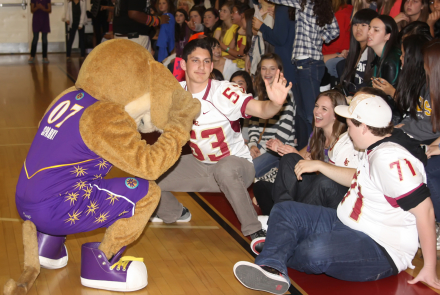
325,57,345,78
253,148,281,178
426,155,440,222
255,202,395,282
294,58,325,135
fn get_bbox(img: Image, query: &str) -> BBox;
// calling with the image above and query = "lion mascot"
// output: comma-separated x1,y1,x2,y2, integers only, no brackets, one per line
3,39,200,294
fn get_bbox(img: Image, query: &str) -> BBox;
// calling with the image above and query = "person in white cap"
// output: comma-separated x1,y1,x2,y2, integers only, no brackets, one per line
233,93,440,295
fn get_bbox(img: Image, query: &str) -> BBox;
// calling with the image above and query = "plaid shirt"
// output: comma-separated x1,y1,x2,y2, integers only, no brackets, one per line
269,0,340,61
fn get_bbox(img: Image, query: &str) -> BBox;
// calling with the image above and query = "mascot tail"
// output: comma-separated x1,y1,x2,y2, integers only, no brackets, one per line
3,221,40,295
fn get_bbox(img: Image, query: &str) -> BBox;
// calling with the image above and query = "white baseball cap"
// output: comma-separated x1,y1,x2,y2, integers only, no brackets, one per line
334,94,392,128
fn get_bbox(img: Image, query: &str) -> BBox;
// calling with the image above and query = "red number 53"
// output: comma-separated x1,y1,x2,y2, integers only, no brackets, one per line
190,128,231,162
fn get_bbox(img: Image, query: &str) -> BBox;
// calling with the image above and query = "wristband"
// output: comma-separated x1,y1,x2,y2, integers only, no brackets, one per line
226,47,230,52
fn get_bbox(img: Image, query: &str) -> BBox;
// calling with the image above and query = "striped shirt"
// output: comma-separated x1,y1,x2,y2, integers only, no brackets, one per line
248,90,296,152
269,0,340,61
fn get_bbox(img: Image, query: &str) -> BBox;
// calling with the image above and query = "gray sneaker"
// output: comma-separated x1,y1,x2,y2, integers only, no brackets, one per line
150,206,191,223
233,261,289,295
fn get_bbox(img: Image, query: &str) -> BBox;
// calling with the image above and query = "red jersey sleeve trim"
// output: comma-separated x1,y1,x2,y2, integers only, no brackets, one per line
241,96,254,118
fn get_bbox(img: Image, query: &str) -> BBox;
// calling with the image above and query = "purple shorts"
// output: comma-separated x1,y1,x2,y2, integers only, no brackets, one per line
17,177,149,236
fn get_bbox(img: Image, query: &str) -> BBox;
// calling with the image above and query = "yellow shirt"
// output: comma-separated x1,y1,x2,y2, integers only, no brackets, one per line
233,34,246,68
215,24,239,56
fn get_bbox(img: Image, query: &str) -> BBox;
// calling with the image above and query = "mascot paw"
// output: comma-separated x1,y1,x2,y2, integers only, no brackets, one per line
3,279,26,295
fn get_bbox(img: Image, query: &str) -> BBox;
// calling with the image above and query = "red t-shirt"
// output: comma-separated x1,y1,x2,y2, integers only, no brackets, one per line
322,5,353,55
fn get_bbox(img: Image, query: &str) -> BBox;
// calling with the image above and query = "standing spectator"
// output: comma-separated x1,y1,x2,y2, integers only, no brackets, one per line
65,0,88,62
269,0,340,138
156,0,176,61
207,37,240,80
113,0,169,52
394,0,429,30
29,0,51,64
90,0,112,47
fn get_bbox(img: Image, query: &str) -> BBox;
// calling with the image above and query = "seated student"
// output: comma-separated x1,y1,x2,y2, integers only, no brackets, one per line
367,15,401,89
233,92,440,295
214,1,239,56
415,40,440,245
322,0,353,80
394,0,429,31
203,8,220,37
398,20,431,41
252,90,354,218
187,6,206,33
177,0,194,13
207,37,240,80
151,39,292,245
248,53,296,179
427,0,440,38
230,71,255,142
338,9,378,95
373,35,438,144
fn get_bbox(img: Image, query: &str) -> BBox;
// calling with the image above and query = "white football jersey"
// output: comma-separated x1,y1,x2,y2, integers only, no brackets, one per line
180,80,253,164
337,142,427,272
328,132,364,169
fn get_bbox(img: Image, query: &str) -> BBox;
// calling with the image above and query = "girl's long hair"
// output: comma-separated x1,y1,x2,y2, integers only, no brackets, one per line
175,9,189,42
376,0,397,16
220,1,235,40
364,15,399,82
423,39,440,132
233,7,253,55
254,53,283,101
156,0,175,15
340,9,378,86
395,34,431,119
397,0,429,30
309,90,348,161
203,8,221,37
230,70,255,96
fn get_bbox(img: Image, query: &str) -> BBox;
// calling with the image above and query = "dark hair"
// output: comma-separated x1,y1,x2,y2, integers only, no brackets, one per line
189,6,206,22
234,8,254,55
351,119,394,136
395,34,431,120
230,70,255,96
203,8,221,36
423,39,440,133
357,86,388,101
364,15,399,82
340,9,378,87
254,53,283,101
309,90,348,161
156,0,175,15
175,9,189,42
397,0,429,30
398,21,432,44
234,2,250,14
210,68,225,80
332,0,347,12
293,0,333,27
182,39,213,61
205,36,220,48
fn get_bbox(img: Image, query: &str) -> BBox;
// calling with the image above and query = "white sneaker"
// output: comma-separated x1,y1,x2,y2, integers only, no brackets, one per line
149,207,191,223
258,215,269,232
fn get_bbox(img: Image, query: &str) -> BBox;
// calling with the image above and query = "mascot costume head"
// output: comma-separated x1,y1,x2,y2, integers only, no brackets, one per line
4,39,200,294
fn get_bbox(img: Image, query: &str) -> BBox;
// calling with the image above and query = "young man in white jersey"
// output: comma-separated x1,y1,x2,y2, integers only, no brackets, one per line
152,39,292,243
233,93,440,294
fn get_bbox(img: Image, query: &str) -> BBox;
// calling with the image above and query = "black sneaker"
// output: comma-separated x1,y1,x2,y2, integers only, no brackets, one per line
150,206,191,223
233,261,289,294
250,229,266,255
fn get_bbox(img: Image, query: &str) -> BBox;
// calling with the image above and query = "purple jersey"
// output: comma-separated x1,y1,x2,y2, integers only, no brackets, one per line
16,91,148,235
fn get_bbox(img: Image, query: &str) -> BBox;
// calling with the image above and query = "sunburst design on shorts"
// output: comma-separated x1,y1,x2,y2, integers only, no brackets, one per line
82,186,93,199
71,166,88,177
118,210,129,217
73,180,88,190
95,160,109,170
65,191,79,206
65,209,82,225
94,211,110,223
85,200,99,216
106,193,119,205
93,174,102,180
